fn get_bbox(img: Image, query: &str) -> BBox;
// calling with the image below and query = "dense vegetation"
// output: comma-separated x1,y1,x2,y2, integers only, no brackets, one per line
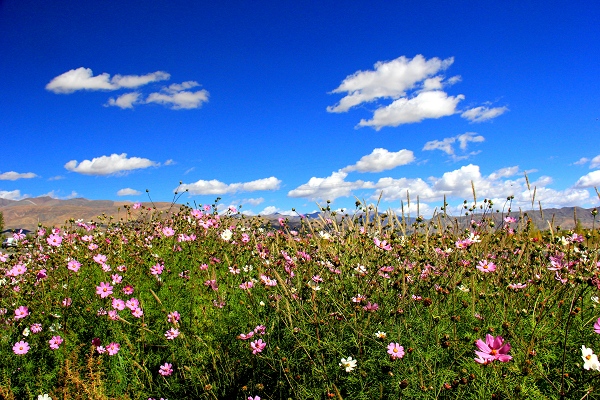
1,198,600,399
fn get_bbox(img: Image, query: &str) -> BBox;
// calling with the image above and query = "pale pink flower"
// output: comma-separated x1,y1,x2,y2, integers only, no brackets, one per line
167,311,180,324
132,308,144,318
111,274,123,284
96,282,113,298
112,298,126,310
106,342,120,356
250,339,266,354
132,202,141,210
108,310,119,320
46,234,62,247
15,306,29,319
387,342,405,360
49,335,63,350
239,281,254,290
477,260,496,273
159,362,173,376
88,243,98,250
126,298,140,310
96,346,106,354
93,254,107,264
62,298,72,307
13,340,30,355
374,237,392,251
162,227,175,237
165,328,180,340
30,323,42,333
150,263,164,275
67,259,81,272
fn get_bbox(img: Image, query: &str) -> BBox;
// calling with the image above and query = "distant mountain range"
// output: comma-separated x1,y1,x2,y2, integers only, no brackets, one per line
0,196,597,233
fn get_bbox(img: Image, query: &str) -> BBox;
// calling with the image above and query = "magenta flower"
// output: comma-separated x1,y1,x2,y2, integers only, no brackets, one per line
387,342,405,360
106,342,120,356
594,318,600,334
123,285,135,295
96,282,113,298
112,298,126,310
474,334,512,364
250,339,266,354
49,335,63,350
159,362,173,376
14,306,29,320
150,263,164,275
167,311,180,324
13,340,30,355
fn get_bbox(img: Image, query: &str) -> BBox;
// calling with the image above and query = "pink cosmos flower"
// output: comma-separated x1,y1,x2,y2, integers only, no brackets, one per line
49,335,63,350
474,334,512,364
162,227,175,237
108,310,119,320
31,323,42,333
96,282,113,298
363,302,379,312
150,263,164,275
126,298,140,310
241,233,250,243
67,259,81,272
167,311,180,324
132,308,144,318
62,298,72,307
250,339,266,354
159,362,173,376
132,202,141,210
387,342,405,360
106,342,120,356
111,274,123,284
594,318,600,334
14,306,29,319
112,298,125,310
239,281,254,290
123,285,134,295
165,328,180,340
248,396,261,400
13,340,30,355
96,346,106,354
476,260,496,273
374,237,392,251
93,254,107,264
47,234,62,247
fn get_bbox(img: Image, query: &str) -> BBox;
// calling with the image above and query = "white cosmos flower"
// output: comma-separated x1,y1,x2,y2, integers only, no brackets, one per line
339,356,357,372
221,229,233,241
581,345,600,371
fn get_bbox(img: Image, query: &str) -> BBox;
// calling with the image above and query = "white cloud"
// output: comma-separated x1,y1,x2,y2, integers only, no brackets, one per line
117,188,141,196
358,90,464,130
46,67,170,94
146,81,209,109
0,190,26,200
41,190,78,200
180,177,281,195
574,157,589,165
64,153,158,176
243,197,264,206
342,148,415,173
461,106,508,122
288,171,374,201
164,159,175,166
48,175,64,181
591,155,600,169
105,92,141,109
574,170,600,188
0,171,37,180
258,206,296,216
327,55,454,113
423,132,484,160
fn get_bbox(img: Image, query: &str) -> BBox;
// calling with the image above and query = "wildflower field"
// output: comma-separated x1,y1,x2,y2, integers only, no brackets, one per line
1,197,600,400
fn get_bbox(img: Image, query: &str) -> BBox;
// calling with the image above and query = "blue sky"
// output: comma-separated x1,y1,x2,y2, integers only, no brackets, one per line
1,0,599,216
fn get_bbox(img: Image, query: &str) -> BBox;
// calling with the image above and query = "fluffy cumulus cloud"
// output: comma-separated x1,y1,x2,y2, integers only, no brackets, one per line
117,188,142,196
47,68,209,110
0,190,25,200
46,68,170,94
342,148,415,173
64,153,158,176
574,170,600,188
327,54,506,129
180,177,281,195
288,161,594,211
423,132,485,160
461,106,509,122
145,81,209,110
288,171,374,201
0,171,38,180
258,206,296,216
105,92,141,109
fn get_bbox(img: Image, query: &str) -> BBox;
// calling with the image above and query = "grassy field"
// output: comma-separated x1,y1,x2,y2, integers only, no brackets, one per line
1,198,600,399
